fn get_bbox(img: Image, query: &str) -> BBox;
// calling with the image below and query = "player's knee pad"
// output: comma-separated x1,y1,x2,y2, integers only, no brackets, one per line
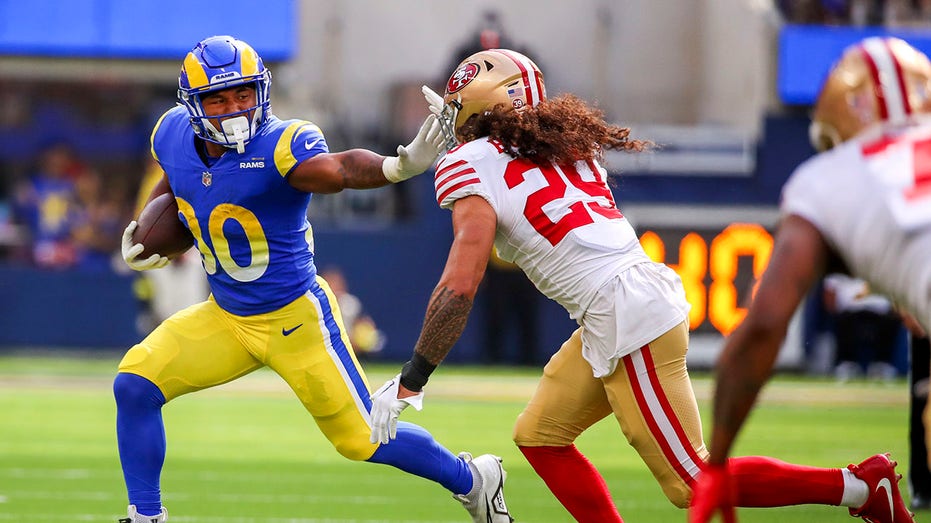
512,409,576,447
512,410,540,446
113,372,166,410
666,486,691,509
332,433,378,462
654,473,692,508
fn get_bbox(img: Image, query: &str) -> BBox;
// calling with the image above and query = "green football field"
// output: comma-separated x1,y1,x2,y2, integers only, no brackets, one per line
0,352,925,522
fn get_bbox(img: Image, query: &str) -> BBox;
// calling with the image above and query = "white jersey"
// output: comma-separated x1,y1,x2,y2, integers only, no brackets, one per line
434,138,689,376
781,123,931,333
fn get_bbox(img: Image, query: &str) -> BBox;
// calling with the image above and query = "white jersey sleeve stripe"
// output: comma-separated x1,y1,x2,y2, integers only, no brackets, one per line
435,158,468,180
436,166,477,189
435,157,481,201
437,177,481,205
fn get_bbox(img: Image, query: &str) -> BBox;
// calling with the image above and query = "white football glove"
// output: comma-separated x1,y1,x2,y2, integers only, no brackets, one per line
369,373,424,444
382,114,445,183
422,85,446,116
121,221,170,271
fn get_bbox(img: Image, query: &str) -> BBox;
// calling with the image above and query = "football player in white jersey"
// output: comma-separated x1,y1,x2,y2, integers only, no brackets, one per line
690,36,931,523
369,48,914,522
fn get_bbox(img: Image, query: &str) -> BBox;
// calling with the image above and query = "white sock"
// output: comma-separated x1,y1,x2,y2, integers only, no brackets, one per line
467,461,482,497
840,468,869,508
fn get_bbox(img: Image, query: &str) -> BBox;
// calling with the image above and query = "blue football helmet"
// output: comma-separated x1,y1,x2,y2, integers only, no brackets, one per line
178,35,272,152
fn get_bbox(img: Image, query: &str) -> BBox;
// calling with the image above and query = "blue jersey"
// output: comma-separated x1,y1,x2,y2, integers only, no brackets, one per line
151,105,328,315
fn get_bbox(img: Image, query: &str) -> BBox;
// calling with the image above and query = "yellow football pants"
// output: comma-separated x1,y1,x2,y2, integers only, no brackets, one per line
118,276,378,461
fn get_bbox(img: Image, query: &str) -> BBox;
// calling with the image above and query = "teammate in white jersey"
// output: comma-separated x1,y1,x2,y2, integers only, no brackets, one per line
369,48,914,522
690,36,931,523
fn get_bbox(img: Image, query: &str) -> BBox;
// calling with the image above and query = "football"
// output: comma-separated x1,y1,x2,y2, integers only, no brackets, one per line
133,192,195,259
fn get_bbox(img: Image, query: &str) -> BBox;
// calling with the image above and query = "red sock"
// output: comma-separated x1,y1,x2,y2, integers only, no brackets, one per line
730,456,844,507
518,445,624,523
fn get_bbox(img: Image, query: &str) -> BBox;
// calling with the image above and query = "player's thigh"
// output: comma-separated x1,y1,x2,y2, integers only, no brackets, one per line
602,321,706,508
513,328,613,446
118,299,261,402
264,280,375,460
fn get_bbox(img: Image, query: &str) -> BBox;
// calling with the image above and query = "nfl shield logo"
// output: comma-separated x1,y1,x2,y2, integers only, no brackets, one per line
202,171,212,187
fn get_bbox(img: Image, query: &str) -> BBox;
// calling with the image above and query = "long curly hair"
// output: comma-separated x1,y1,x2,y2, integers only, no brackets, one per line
456,94,650,165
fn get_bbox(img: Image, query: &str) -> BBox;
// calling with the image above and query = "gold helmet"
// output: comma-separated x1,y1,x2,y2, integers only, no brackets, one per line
436,49,546,148
809,36,931,151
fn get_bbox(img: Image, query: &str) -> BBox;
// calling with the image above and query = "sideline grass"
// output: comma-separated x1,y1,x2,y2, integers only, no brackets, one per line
0,353,921,522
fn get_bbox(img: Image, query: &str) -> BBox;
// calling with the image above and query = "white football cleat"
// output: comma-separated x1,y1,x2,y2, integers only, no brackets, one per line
454,452,513,523
118,505,167,523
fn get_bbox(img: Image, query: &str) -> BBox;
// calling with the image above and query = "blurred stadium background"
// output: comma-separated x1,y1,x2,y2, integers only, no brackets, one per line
1,0,926,368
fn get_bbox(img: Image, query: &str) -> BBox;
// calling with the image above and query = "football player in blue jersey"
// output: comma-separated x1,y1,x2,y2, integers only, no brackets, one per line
114,35,511,523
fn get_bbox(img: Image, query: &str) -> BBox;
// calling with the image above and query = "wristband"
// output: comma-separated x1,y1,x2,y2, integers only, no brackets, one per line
400,353,437,392
382,156,404,183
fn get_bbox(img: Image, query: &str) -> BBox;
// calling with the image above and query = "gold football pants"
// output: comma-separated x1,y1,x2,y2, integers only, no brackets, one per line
514,321,706,507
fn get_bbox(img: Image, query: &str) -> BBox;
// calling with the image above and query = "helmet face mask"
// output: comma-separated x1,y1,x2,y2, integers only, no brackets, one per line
435,93,462,151
178,35,272,153
438,49,546,148
809,37,931,151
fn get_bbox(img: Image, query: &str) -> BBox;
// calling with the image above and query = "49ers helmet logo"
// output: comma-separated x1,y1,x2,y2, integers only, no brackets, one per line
446,62,480,94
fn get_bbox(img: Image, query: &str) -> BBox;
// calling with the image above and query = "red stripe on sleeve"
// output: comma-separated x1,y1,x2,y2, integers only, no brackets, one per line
435,159,468,181
437,178,480,205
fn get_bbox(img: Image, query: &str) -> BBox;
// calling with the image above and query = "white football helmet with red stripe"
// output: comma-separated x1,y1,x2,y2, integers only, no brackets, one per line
809,37,931,151
437,48,546,149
